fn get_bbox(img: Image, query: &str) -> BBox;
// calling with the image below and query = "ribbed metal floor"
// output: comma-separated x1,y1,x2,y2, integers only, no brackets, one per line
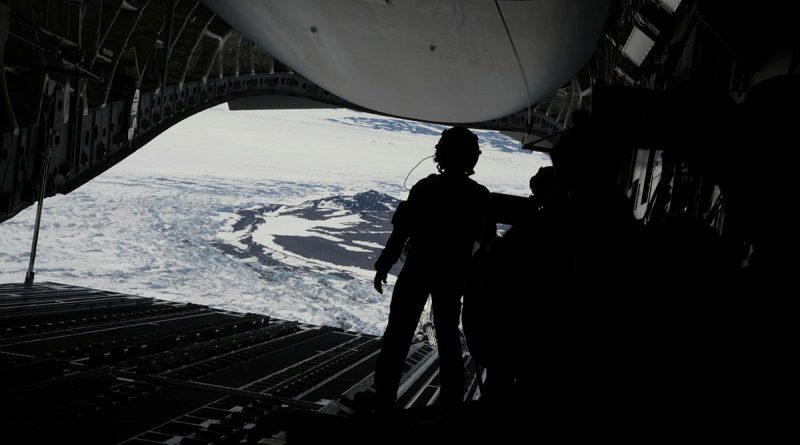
0,282,454,444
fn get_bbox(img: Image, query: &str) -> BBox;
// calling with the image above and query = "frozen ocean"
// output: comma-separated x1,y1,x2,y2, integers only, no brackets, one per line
0,105,551,334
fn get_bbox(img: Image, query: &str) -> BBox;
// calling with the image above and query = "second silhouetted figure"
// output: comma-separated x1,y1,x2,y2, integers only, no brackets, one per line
373,126,491,410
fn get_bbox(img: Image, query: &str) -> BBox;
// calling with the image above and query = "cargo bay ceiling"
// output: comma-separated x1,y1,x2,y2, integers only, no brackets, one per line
0,0,794,223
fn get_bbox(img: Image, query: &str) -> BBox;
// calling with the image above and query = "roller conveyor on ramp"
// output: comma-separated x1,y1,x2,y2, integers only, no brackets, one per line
0,282,476,444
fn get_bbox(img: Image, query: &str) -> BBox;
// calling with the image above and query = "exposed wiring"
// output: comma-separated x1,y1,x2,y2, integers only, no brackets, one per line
9,10,102,81
403,155,434,190
695,11,752,72
11,10,64,51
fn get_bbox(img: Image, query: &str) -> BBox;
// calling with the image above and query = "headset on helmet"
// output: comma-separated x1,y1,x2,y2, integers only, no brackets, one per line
434,126,481,175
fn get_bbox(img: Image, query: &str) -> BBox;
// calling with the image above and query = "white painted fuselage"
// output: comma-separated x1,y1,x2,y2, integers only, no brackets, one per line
204,0,609,122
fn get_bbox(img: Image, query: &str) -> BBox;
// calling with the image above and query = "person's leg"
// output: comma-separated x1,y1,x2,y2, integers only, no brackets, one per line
374,266,429,409
431,291,465,406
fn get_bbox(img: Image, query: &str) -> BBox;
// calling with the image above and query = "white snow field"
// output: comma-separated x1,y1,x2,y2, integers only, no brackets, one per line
0,105,550,334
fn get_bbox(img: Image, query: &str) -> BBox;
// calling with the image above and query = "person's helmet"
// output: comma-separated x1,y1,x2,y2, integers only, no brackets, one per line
434,126,481,175
530,166,558,198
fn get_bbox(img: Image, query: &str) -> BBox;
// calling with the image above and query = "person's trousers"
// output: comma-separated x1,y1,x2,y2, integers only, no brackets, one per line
374,264,465,409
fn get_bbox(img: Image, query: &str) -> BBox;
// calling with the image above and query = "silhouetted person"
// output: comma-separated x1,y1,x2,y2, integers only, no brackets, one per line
463,165,560,399
473,115,645,430
372,126,491,410
668,75,799,433
529,166,558,210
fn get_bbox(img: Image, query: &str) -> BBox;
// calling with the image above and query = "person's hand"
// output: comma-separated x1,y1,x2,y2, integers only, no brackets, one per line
373,270,388,294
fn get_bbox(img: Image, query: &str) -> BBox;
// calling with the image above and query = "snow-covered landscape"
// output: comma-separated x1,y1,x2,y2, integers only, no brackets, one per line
0,105,550,335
